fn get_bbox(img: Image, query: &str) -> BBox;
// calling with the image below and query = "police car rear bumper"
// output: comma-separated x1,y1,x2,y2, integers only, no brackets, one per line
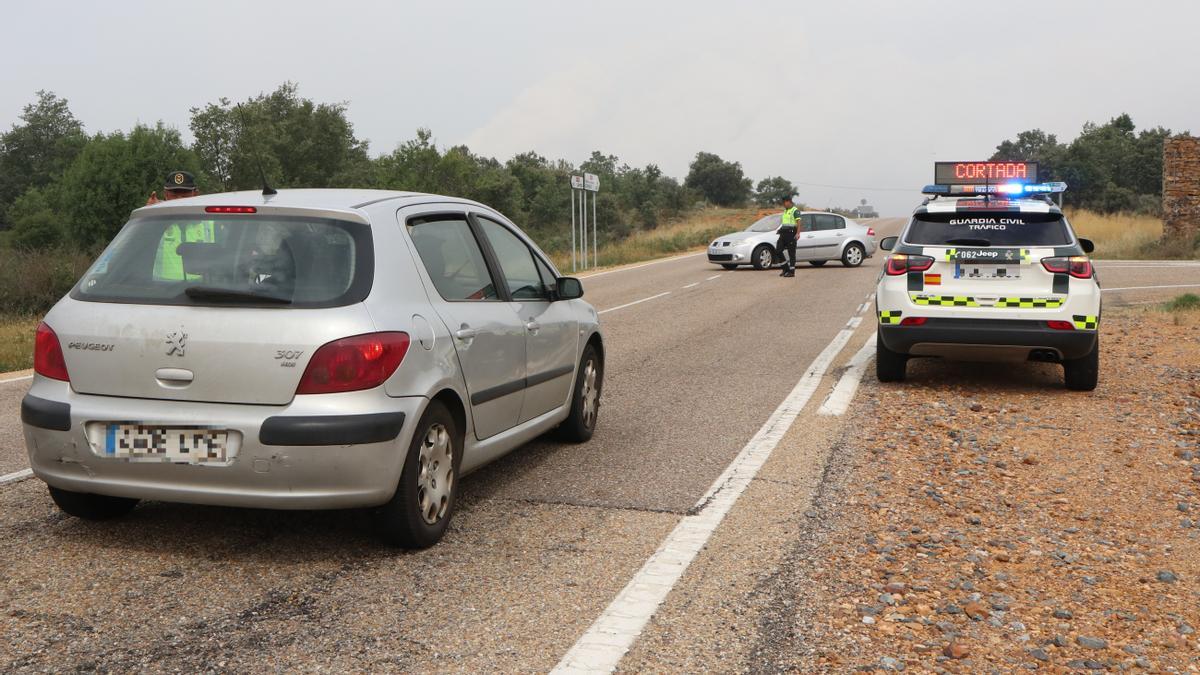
879,318,1096,361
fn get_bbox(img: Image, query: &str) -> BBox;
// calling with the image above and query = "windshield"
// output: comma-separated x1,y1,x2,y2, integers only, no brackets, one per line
905,211,1073,247
746,214,781,232
72,215,373,308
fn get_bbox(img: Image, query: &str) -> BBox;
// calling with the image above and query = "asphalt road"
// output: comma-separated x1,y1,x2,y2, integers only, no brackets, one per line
2,218,1198,672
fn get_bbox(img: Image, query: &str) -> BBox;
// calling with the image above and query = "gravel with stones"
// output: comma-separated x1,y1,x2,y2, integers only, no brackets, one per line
760,308,1200,672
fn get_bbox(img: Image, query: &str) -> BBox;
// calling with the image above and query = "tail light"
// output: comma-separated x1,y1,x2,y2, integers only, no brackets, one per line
205,206,257,214
296,332,410,395
1046,320,1075,331
1041,256,1093,279
899,317,928,326
34,322,70,381
885,254,935,276
867,228,876,236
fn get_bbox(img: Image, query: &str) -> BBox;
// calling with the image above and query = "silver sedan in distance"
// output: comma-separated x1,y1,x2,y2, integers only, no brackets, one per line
707,211,878,270
21,189,604,548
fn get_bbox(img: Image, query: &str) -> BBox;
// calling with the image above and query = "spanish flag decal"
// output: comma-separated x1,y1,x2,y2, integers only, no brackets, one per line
924,273,942,285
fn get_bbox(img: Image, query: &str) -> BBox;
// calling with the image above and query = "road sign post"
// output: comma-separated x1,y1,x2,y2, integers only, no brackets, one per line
569,174,600,272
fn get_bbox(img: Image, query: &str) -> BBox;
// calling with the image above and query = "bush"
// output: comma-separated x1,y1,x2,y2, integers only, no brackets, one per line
0,246,95,315
1164,293,1200,312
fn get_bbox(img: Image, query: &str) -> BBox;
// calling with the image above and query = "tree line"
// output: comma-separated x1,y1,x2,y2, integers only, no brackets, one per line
0,84,798,252
990,113,1176,215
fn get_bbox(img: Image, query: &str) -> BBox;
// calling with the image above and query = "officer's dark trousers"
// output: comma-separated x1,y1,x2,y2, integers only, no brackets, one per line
776,230,797,271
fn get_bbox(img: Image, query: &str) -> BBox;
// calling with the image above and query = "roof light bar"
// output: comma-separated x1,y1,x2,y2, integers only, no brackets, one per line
922,182,1067,196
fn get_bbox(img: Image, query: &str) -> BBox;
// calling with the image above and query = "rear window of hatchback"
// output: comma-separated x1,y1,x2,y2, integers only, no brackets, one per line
72,215,374,308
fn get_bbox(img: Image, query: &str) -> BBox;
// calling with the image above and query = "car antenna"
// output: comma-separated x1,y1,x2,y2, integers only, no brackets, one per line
257,158,277,196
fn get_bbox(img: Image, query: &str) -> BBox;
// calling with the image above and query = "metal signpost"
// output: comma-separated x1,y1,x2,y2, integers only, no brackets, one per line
569,174,600,271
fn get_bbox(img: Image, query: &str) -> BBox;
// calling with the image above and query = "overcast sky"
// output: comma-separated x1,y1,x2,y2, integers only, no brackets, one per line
2,0,1197,215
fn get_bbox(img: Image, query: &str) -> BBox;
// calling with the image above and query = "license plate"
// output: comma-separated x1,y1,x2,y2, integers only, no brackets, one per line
103,423,230,464
960,264,1020,280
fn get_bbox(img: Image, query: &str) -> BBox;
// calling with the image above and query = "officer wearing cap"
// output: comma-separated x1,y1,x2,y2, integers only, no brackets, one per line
776,195,800,277
149,170,214,280
146,170,199,205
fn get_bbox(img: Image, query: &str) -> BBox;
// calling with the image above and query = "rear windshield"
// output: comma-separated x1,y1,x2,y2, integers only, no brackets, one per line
746,215,781,232
72,215,373,308
905,211,1073,247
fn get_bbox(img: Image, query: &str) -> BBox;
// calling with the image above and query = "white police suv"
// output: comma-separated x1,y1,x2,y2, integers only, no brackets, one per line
875,162,1100,390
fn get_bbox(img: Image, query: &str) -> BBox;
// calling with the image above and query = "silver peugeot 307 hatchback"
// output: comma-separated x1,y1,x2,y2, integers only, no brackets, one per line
21,189,604,548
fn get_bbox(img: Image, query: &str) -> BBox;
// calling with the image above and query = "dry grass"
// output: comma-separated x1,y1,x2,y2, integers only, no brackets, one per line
1065,209,1168,259
548,207,762,272
0,315,37,373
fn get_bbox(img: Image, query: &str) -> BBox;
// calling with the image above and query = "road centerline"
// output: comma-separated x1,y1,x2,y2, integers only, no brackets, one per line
597,291,672,315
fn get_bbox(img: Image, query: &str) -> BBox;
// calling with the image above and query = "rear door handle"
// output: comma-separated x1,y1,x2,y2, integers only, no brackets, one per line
525,321,541,334
454,328,479,340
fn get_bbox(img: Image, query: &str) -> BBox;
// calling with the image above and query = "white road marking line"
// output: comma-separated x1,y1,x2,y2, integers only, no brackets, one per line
577,252,705,280
846,316,862,329
552,314,860,674
597,292,672,315
681,282,699,289
818,335,877,417
705,274,721,281
1102,284,1200,292
1,469,33,486
0,374,33,385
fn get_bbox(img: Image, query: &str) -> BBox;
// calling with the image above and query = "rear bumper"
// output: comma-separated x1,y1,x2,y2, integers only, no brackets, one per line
21,378,425,510
879,318,1097,361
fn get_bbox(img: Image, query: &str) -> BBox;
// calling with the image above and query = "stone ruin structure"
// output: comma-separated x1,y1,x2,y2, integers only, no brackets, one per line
1163,134,1200,242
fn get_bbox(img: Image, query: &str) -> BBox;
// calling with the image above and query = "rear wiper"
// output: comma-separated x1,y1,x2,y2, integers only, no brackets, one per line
184,286,292,304
944,238,992,246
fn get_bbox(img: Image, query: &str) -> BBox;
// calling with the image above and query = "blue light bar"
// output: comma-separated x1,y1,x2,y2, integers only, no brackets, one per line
923,182,1067,196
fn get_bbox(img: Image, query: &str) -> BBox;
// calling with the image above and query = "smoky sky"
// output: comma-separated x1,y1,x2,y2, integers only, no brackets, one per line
2,0,1197,216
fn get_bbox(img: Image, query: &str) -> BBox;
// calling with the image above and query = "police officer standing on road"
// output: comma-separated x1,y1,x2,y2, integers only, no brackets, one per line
776,195,799,277
146,170,200,204
146,171,214,280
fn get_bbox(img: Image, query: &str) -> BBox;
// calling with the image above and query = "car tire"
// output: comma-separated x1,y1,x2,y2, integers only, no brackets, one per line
48,486,138,521
557,343,603,443
875,330,907,382
376,400,460,549
751,244,774,270
721,264,738,270
809,260,827,267
1064,336,1099,391
841,242,866,267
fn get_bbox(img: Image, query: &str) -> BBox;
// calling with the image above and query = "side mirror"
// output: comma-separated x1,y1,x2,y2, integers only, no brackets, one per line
880,236,898,251
556,277,584,300
1079,238,1095,254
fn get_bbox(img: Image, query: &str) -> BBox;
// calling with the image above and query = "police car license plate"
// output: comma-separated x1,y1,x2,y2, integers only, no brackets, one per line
102,423,230,464
961,264,1020,280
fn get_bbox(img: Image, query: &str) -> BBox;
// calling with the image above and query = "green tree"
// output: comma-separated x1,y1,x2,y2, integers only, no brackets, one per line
684,152,751,207
8,185,65,250
0,91,87,223
754,176,797,206
189,82,370,191
58,123,200,246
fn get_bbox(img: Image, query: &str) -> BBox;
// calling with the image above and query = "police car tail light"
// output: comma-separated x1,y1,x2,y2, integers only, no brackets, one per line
34,322,70,382
1040,256,1093,279
899,317,928,326
205,206,257,214
296,332,410,395
867,227,876,236
885,254,934,276
1046,320,1075,331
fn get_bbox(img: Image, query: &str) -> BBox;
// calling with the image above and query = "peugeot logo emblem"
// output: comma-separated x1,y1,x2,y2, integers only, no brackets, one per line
165,331,188,357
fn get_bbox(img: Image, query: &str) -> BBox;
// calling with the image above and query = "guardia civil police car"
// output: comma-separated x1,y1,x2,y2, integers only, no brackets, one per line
875,162,1100,390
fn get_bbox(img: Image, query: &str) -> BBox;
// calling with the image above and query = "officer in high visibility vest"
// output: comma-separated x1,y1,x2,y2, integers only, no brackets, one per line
147,171,214,280
776,195,799,277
